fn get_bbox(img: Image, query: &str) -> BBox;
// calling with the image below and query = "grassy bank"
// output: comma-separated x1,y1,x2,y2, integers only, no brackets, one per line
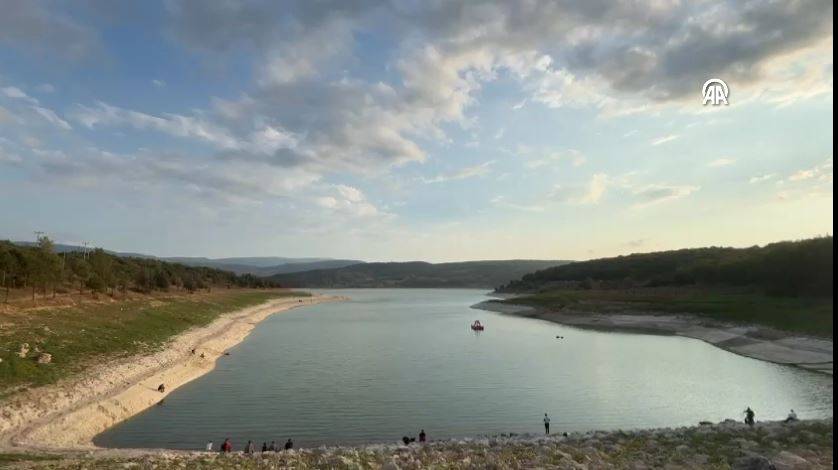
505,288,833,337
0,289,306,399
0,419,831,469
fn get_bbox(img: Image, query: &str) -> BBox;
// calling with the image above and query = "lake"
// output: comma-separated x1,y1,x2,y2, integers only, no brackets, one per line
95,289,833,449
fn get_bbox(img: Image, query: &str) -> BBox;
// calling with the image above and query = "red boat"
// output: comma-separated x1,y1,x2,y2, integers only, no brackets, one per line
471,320,485,331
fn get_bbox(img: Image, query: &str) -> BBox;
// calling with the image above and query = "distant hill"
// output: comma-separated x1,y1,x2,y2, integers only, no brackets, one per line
165,259,365,276
10,242,362,277
163,256,335,268
268,260,570,289
498,237,833,298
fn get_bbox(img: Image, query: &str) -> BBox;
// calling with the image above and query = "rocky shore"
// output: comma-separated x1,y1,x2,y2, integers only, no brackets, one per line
472,300,833,375
1,419,832,469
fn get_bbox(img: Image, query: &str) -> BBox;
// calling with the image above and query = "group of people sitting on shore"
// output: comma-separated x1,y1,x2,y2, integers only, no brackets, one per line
208,438,294,453
202,407,802,453
401,430,427,445
743,407,799,427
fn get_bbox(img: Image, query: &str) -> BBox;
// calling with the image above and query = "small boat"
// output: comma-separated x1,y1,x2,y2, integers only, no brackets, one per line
471,320,485,331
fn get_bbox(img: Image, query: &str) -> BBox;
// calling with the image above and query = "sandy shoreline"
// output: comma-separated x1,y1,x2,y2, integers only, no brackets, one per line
0,294,342,452
472,300,833,375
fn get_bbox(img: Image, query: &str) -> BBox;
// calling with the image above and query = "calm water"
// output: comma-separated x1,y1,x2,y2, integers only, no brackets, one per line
95,289,833,450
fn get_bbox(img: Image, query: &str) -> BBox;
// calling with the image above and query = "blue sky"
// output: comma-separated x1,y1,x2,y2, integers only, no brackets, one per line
0,1,833,261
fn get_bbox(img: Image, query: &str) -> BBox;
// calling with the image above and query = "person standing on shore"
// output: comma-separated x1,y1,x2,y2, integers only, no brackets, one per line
205,440,213,451
268,440,277,451
221,438,232,453
244,440,255,454
543,413,551,435
284,438,294,450
419,429,426,443
744,407,755,426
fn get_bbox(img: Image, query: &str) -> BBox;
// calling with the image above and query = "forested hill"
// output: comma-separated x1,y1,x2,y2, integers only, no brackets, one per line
1,238,279,298
268,260,570,288
498,237,833,297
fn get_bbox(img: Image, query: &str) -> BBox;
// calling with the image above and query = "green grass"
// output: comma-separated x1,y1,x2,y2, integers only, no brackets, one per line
0,290,307,399
507,288,833,337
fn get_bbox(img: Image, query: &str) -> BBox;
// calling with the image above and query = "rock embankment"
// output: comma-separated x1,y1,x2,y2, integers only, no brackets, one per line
3,419,832,469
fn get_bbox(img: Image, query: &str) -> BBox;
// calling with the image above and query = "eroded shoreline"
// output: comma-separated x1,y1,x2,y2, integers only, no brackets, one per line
1,419,832,469
473,299,833,375
0,294,343,452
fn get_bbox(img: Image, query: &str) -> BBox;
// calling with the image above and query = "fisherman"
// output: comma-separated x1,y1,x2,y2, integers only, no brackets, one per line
262,442,268,452
284,438,294,450
244,440,255,454
785,409,798,422
419,429,426,443
543,413,551,435
744,407,756,426
221,438,233,453
205,440,213,451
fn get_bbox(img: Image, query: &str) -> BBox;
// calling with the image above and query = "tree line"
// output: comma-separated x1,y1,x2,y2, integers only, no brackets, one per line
498,236,833,298
0,238,281,301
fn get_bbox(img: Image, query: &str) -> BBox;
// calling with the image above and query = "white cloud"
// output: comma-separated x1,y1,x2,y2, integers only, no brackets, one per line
315,184,384,218
630,184,699,208
749,174,775,184
1,86,31,101
491,196,545,212
422,161,494,184
32,106,72,130
650,134,679,146
526,149,587,169
550,173,609,205
707,158,735,168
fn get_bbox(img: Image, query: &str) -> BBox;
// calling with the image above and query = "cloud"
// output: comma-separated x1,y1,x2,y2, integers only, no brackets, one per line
550,173,608,205
630,184,700,208
785,158,833,183
650,134,679,146
525,149,587,169
1,87,32,101
422,161,494,184
32,106,72,130
491,196,545,212
22,145,320,207
152,79,166,88
749,174,775,184
315,184,385,218
708,158,735,168
0,1,98,59
1,84,73,130
550,173,698,208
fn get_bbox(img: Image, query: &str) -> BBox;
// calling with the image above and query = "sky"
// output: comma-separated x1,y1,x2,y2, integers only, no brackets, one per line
0,0,833,262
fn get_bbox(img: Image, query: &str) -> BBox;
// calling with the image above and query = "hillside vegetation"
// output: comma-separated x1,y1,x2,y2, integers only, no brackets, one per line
1,238,279,302
269,260,570,288
496,238,833,336
499,237,832,297
0,290,300,398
